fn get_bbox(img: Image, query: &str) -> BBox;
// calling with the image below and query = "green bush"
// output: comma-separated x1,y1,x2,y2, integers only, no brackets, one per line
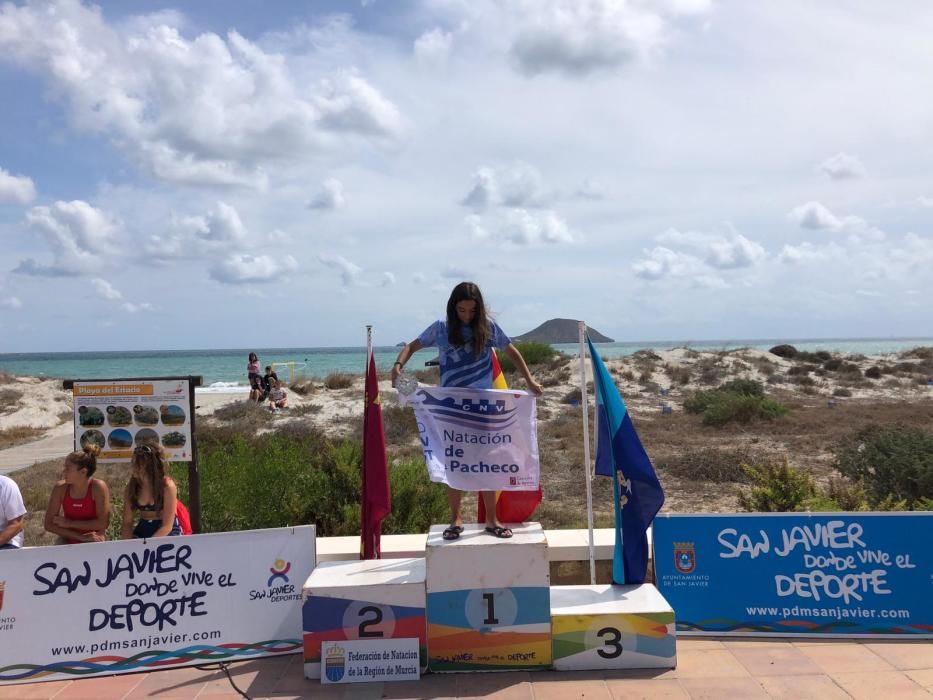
175,427,448,536
684,380,787,426
738,461,816,512
497,341,556,372
833,425,933,509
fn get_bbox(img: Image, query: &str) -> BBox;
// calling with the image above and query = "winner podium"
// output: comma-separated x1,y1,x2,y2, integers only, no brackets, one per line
302,558,427,679
425,522,552,672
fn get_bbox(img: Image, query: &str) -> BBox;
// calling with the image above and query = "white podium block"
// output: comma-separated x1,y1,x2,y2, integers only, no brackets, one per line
302,558,426,679
425,522,551,672
550,584,676,671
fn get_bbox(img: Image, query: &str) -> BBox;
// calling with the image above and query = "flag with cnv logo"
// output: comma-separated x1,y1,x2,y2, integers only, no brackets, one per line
588,336,664,584
477,350,544,524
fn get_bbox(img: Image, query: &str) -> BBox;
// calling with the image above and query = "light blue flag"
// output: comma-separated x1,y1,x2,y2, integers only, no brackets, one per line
588,336,665,584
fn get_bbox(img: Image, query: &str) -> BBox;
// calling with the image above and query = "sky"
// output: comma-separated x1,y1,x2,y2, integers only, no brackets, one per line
1,0,932,352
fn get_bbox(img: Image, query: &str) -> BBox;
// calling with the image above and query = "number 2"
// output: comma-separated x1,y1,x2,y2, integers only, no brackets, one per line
358,605,384,637
596,627,623,658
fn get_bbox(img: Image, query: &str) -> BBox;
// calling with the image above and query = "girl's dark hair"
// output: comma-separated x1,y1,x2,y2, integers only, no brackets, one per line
66,444,100,477
446,281,490,355
129,444,169,509
248,352,258,362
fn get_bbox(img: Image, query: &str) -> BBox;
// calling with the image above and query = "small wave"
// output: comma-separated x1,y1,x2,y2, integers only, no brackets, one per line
196,383,250,395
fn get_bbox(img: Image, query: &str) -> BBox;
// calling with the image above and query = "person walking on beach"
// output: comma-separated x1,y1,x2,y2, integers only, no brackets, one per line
121,444,181,538
247,352,262,401
0,474,27,550
43,444,112,544
391,281,543,540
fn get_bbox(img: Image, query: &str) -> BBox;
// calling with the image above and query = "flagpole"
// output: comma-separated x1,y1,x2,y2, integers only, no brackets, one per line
366,324,373,364
578,320,596,585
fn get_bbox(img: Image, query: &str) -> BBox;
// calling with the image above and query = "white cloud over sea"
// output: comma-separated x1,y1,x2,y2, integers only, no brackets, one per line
0,0,932,350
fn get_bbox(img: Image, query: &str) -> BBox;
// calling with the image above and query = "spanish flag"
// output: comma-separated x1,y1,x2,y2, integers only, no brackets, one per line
477,350,544,524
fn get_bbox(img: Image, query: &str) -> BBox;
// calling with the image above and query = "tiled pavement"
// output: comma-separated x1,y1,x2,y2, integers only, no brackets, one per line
1,638,931,699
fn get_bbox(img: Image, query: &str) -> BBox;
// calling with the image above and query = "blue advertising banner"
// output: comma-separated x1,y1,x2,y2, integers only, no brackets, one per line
653,513,932,637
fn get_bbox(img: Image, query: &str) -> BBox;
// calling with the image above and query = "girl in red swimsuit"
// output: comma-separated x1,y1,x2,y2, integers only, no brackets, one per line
44,444,112,544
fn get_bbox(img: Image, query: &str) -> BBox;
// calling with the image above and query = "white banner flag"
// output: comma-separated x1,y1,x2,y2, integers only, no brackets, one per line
401,386,539,491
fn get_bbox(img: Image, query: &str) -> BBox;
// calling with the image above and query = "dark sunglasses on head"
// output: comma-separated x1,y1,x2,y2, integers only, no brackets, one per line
134,444,156,455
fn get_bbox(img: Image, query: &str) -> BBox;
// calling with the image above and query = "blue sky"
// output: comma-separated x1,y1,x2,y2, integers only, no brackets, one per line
1,0,932,352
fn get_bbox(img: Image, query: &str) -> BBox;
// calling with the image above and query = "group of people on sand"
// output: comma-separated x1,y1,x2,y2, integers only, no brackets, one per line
247,353,288,410
0,442,187,550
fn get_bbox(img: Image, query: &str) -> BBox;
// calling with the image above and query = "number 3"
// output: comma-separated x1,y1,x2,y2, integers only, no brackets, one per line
596,627,623,658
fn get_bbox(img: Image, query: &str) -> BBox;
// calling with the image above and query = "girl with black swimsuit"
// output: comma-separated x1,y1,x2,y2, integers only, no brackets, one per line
121,444,181,538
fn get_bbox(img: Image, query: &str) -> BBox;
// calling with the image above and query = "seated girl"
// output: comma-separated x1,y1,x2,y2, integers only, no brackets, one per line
121,444,181,539
44,444,111,544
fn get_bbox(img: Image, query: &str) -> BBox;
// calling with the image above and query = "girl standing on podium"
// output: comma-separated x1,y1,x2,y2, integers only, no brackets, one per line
391,281,543,541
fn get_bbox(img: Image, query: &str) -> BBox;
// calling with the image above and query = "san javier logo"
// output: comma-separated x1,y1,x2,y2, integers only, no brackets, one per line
249,559,300,603
674,542,696,574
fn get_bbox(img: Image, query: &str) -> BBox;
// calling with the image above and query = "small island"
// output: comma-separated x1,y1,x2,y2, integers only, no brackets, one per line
513,318,614,344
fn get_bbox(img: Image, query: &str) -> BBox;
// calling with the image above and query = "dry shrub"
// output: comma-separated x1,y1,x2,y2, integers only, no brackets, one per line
286,403,323,417
382,404,419,446
901,346,933,360
0,386,23,412
289,375,316,396
0,371,15,384
664,364,691,385
657,447,763,483
0,426,46,450
324,372,354,390
411,367,439,384
833,388,853,397
865,366,883,379
210,399,274,435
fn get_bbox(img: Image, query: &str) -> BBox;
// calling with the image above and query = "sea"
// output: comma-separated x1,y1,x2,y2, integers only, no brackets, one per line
1,338,930,391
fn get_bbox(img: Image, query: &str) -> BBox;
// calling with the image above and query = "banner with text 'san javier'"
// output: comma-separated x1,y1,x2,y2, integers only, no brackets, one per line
653,513,932,638
402,386,539,492
0,526,316,684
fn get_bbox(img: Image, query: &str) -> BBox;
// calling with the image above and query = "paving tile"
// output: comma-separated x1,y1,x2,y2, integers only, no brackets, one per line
529,676,612,700
721,638,796,649
796,642,895,673
730,646,823,676
674,638,727,651
864,642,933,671
677,677,770,699
125,666,216,698
54,672,145,700
455,671,533,700
906,669,933,690
756,674,852,700
601,668,678,681
0,680,72,699
605,678,689,699
830,670,930,700
378,673,457,700
672,649,752,679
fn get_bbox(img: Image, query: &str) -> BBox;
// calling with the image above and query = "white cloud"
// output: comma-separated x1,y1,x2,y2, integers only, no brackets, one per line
819,152,867,180
705,233,766,269
461,162,547,211
918,196,933,208
91,277,123,300
632,246,700,280
0,167,36,204
18,200,119,276
309,178,346,210
0,3,402,187
122,301,154,313
0,296,22,309
788,201,843,231
508,0,712,76
575,178,606,200
210,253,298,284
779,242,831,264
464,214,491,240
144,202,248,262
381,271,396,286
414,27,453,65
319,253,362,286
501,209,574,245
691,275,729,289
855,289,881,298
